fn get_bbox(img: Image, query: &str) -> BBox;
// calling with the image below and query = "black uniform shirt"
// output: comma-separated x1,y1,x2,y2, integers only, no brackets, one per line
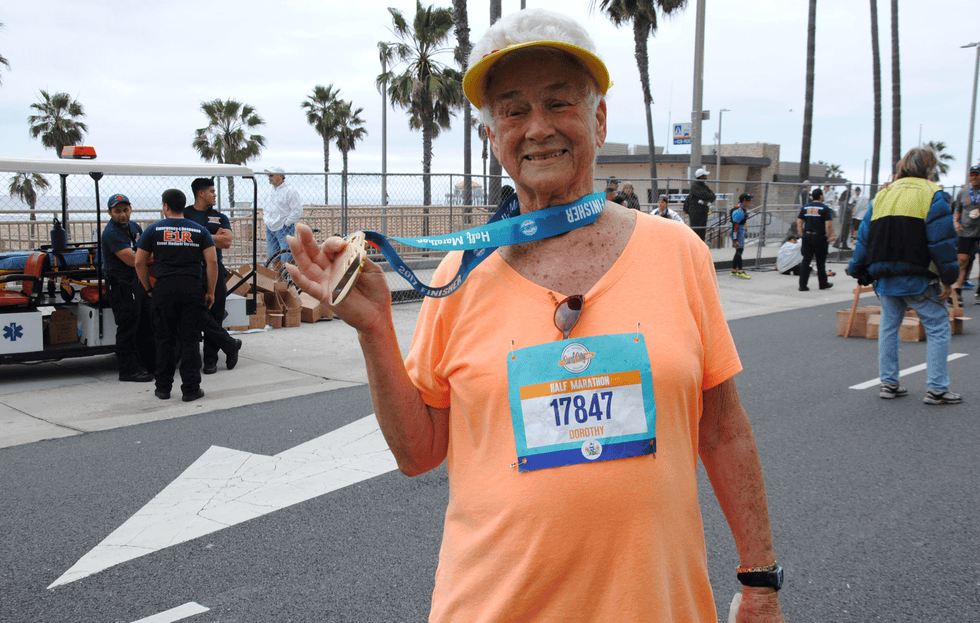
183,206,230,264
137,218,214,280
102,220,143,278
797,201,833,238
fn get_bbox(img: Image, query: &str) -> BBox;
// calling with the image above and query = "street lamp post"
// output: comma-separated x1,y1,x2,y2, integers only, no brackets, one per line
863,158,870,186
963,42,980,177
689,0,707,179
716,108,730,193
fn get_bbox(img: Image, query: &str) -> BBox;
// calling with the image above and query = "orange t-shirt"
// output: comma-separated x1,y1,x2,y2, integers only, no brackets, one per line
406,215,742,623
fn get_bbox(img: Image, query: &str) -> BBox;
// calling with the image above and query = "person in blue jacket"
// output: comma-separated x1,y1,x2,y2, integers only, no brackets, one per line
729,193,753,279
848,147,962,405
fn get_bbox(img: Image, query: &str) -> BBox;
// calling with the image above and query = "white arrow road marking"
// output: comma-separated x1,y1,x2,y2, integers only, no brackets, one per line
130,602,209,623
849,353,968,390
49,415,397,589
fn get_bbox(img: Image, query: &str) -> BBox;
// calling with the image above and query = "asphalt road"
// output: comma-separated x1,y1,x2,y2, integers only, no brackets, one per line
2,299,978,622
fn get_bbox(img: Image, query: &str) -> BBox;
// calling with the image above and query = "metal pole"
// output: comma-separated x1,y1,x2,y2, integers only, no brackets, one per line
963,42,980,176
382,56,389,207
689,0,707,178
717,108,729,194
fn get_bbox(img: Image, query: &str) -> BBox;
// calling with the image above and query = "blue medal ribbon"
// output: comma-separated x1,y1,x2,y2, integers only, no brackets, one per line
362,192,605,298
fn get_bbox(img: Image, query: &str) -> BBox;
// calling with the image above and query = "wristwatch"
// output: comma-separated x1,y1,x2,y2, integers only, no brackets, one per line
737,563,783,591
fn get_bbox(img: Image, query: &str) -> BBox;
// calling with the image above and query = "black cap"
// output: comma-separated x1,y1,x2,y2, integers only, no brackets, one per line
739,193,754,203
970,165,980,174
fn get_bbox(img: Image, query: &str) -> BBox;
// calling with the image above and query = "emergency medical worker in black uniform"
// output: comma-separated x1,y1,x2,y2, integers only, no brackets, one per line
135,189,217,402
184,178,242,374
796,188,835,291
101,193,155,382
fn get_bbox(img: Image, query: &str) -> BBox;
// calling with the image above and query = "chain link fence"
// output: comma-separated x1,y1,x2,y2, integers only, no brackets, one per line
3,167,970,294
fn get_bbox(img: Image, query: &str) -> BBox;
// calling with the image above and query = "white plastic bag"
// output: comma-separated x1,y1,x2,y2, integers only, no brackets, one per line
727,592,742,623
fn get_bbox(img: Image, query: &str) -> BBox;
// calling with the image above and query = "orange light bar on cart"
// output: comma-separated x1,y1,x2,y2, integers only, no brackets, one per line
59,146,97,159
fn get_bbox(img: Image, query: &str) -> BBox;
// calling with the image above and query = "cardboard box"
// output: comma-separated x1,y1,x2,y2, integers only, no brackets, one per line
1,310,43,355
222,294,247,328
237,264,287,293
78,304,116,346
263,291,284,329
47,308,78,344
866,315,880,339
899,317,924,342
280,288,302,328
298,292,327,322
836,306,881,337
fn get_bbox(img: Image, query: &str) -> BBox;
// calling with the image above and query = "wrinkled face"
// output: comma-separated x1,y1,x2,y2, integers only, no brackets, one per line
108,203,131,227
268,174,284,187
200,186,216,206
485,50,606,200
622,183,634,195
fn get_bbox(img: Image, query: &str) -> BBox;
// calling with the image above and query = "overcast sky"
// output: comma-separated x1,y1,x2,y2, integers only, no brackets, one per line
2,0,978,186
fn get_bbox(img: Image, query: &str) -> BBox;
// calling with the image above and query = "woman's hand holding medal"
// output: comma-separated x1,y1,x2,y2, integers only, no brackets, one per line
285,224,392,334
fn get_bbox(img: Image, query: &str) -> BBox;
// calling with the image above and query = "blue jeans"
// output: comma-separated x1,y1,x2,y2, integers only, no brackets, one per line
266,223,295,262
878,283,951,391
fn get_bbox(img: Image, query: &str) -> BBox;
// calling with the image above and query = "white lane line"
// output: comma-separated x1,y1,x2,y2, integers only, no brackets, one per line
130,602,209,623
50,414,398,589
850,353,969,390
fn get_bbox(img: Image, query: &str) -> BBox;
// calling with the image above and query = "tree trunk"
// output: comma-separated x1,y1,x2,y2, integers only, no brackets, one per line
870,0,882,195
323,136,330,205
423,119,432,237
227,176,235,211
890,0,901,174
454,0,473,208
633,19,659,202
799,0,817,184
487,0,503,206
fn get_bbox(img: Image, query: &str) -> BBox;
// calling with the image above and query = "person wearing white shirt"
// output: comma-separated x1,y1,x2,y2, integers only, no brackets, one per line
263,167,304,262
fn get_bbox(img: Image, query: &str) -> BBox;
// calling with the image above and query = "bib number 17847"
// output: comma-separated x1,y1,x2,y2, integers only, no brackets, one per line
549,391,613,427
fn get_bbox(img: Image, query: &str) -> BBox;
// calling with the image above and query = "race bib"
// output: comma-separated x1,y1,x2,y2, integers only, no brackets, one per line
507,334,656,472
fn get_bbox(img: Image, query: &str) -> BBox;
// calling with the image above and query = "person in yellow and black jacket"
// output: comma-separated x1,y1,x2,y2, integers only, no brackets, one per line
848,147,962,405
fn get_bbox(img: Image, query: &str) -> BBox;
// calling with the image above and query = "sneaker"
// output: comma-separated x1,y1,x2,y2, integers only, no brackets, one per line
202,362,218,375
738,271,752,279
923,389,962,405
182,388,205,402
962,281,975,290
730,271,739,278
880,384,908,399
226,339,243,370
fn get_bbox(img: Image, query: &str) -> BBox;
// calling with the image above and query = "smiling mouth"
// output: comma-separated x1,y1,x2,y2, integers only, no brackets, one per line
524,150,567,161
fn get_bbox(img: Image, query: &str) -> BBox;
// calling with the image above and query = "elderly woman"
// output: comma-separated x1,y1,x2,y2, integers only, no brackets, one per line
287,9,784,623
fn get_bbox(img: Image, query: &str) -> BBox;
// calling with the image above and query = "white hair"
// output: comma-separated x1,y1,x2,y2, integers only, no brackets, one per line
470,9,603,130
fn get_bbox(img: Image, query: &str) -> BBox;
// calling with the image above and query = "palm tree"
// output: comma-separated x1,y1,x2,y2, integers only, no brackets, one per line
0,22,11,85
452,0,473,207
817,161,844,178
8,173,50,239
377,0,463,235
890,0,900,174
301,84,342,205
594,0,688,199
334,99,368,234
924,141,955,178
28,90,88,156
799,0,817,184
192,98,265,209
869,0,882,195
